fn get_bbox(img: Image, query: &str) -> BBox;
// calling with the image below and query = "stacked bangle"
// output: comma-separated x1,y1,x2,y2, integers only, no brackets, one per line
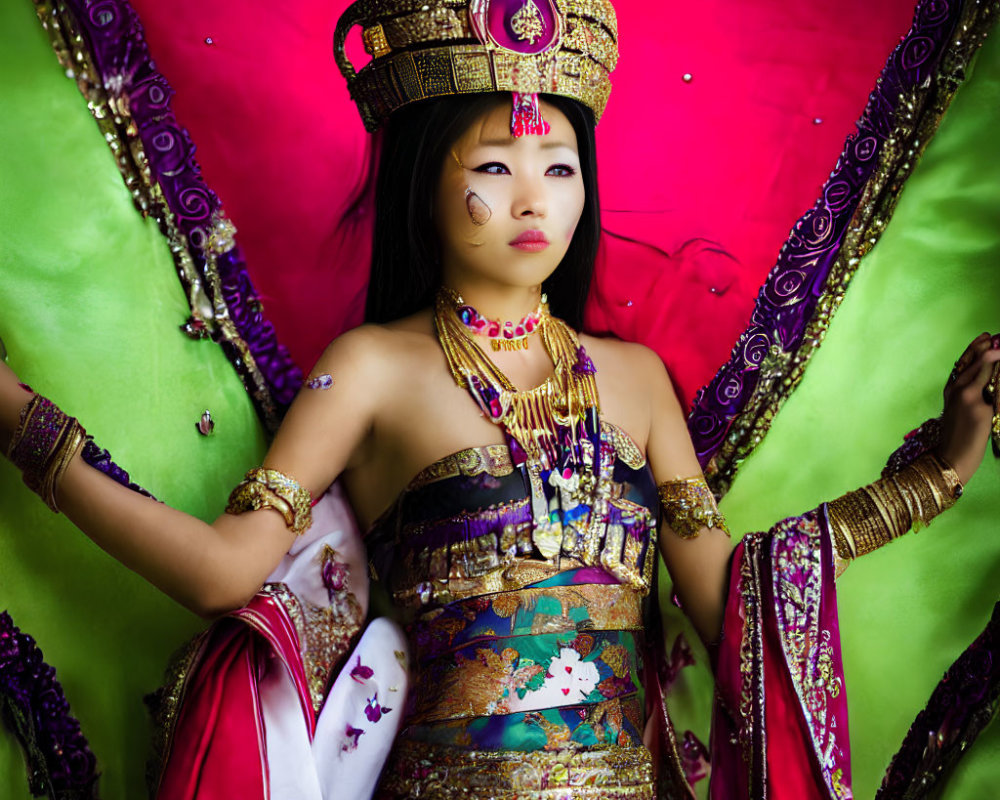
6,395,87,512
828,452,962,560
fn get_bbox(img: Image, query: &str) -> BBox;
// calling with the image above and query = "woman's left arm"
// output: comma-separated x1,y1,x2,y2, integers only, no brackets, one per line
640,346,734,646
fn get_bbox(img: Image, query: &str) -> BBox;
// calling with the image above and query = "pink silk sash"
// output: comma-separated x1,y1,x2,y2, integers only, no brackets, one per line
712,509,853,800
155,592,314,800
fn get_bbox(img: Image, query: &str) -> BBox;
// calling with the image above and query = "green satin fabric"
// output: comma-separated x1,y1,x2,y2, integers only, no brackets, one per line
665,27,1000,800
2,0,999,797
0,3,267,798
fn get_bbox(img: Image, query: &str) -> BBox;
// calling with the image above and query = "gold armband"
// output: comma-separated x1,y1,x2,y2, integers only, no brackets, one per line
226,467,313,536
7,394,87,513
828,452,962,560
657,476,730,540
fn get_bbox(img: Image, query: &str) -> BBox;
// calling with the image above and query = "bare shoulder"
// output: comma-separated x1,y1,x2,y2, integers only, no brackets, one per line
311,309,438,384
579,334,672,394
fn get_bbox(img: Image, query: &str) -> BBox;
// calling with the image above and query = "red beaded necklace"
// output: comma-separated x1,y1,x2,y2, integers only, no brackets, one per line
453,292,548,352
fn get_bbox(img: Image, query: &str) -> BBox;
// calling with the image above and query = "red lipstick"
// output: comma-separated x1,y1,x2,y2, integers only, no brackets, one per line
509,230,550,252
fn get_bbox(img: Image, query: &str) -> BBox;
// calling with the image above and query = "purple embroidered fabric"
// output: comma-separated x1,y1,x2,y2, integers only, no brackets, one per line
61,0,302,413
81,439,157,500
876,601,1000,800
687,0,962,468
0,611,98,799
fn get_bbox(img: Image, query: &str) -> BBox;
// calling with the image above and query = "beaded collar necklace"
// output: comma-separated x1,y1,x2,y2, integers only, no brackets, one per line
453,291,548,352
435,287,602,559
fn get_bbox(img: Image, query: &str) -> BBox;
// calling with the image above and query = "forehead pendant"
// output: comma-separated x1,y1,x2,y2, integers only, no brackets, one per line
470,0,563,137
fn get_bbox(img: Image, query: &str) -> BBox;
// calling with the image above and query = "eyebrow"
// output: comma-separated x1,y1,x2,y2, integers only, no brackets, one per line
475,137,577,151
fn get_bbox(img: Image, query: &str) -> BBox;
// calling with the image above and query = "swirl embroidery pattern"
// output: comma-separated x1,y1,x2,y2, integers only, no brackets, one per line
33,0,303,432
770,512,852,799
688,0,997,496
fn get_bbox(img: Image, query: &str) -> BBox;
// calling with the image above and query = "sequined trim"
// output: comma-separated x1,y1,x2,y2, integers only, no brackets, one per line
146,633,207,796
392,496,657,608
264,576,364,714
32,0,301,431
688,0,998,496
601,421,645,470
376,740,655,799
407,444,514,491
770,514,850,798
403,420,644,494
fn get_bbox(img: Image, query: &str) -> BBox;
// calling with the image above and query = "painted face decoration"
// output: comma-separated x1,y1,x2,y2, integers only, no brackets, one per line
435,98,585,292
465,187,492,226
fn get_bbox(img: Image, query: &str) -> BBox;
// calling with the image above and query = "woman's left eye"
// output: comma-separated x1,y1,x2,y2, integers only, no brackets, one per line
546,164,577,177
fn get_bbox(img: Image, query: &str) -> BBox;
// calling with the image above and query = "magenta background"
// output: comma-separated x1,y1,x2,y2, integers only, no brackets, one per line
128,0,915,406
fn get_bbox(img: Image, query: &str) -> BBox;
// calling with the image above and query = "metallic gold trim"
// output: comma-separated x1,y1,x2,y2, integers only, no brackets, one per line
378,739,655,799
32,0,283,431
704,1,998,498
407,443,514,490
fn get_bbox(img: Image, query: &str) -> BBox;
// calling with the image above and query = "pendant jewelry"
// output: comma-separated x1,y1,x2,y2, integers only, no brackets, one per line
447,288,547,351
435,287,601,559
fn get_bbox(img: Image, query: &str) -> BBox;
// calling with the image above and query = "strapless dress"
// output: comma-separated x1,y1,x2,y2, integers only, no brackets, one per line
366,420,660,799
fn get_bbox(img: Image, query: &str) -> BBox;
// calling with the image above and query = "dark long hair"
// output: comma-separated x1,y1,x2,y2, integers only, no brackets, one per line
364,93,600,330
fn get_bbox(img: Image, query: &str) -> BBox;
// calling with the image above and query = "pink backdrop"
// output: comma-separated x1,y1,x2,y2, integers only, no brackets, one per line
129,0,916,404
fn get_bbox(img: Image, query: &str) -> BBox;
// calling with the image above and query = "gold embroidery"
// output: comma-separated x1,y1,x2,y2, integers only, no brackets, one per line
601,420,645,470
511,0,545,45
407,444,514,490
378,740,655,799
264,555,364,713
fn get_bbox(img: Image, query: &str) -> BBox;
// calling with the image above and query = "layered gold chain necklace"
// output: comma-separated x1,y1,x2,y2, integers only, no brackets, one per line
435,287,599,468
435,288,603,558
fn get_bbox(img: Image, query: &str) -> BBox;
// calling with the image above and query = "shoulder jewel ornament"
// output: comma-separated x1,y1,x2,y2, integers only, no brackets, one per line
334,0,619,133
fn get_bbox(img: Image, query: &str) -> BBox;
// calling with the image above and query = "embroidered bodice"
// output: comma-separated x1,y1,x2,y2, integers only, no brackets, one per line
366,420,660,798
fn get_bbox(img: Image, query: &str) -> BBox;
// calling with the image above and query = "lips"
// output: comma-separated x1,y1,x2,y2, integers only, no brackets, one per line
509,229,550,252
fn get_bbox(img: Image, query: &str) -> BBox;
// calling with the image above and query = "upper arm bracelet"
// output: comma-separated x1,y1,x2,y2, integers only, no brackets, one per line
657,476,730,540
226,467,313,536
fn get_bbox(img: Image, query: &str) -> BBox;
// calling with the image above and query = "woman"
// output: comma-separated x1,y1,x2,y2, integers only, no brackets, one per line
2,0,997,797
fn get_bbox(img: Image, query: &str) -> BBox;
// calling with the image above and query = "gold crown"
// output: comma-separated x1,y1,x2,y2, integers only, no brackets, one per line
334,0,618,132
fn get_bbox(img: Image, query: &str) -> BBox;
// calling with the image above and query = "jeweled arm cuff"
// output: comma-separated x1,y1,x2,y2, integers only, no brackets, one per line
6,394,87,512
828,452,962,560
657,476,730,540
226,467,313,536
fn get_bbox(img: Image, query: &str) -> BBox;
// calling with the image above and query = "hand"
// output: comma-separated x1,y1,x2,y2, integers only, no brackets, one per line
936,332,1000,485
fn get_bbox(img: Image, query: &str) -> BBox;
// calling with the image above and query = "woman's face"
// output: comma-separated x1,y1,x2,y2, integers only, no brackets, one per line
435,98,585,293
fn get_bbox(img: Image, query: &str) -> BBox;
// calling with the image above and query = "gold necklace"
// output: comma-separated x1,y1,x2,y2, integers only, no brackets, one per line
434,287,599,470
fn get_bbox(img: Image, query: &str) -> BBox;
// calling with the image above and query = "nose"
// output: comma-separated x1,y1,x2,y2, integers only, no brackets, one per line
511,174,547,219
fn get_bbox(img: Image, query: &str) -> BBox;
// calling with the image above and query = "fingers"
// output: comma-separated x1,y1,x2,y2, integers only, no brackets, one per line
950,333,999,391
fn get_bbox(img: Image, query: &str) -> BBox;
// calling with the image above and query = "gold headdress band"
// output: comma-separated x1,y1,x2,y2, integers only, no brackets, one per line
334,0,618,132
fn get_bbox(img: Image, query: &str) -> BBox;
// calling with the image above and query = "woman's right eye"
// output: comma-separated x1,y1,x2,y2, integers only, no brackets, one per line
473,162,510,175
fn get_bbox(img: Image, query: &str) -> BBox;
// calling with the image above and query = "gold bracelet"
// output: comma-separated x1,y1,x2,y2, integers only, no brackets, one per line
6,394,87,512
657,476,729,540
39,421,87,512
226,467,313,536
828,453,962,560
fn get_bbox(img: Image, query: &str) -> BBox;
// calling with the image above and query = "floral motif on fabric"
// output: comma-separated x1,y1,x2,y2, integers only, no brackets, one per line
770,512,852,800
265,545,364,713
411,630,642,724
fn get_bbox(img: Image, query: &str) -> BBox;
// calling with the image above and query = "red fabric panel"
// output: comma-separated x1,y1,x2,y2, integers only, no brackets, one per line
128,1,915,405
156,625,267,800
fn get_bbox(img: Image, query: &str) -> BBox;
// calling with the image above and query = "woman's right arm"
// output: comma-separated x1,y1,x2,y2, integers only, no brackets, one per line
0,326,389,617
